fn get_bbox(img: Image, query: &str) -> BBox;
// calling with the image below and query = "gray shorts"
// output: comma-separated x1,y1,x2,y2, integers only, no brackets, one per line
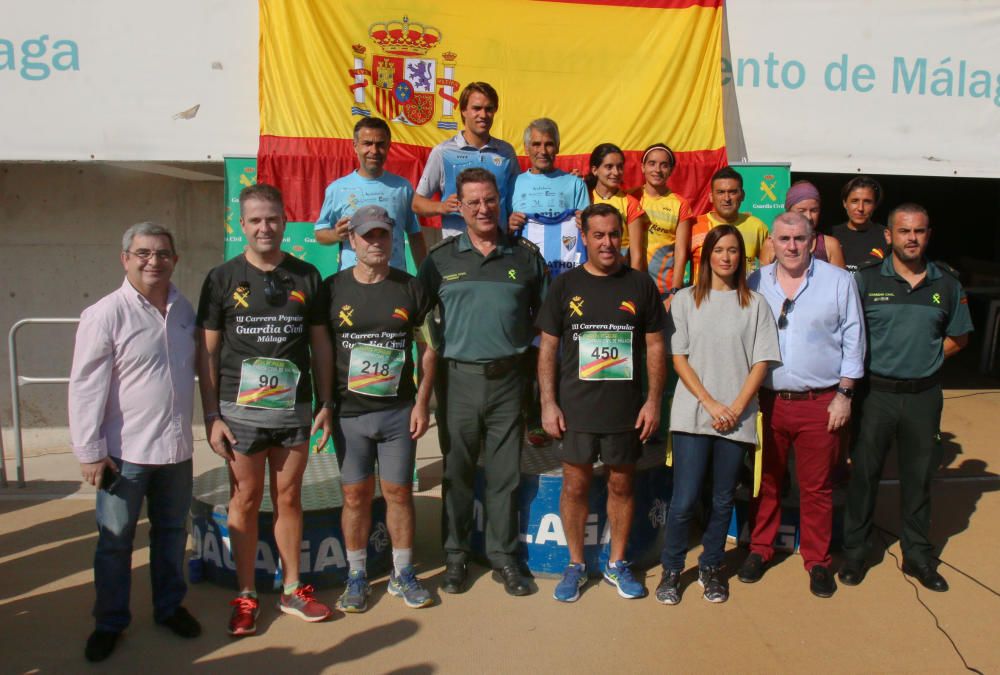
224,418,311,456
334,404,415,485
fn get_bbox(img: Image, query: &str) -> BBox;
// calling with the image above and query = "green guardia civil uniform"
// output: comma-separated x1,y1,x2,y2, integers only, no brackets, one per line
843,256,973,566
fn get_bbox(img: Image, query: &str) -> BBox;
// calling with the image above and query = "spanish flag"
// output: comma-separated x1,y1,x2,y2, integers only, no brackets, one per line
258,0,726,222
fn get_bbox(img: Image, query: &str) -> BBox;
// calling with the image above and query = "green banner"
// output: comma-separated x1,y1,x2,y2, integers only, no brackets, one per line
732,163,791,230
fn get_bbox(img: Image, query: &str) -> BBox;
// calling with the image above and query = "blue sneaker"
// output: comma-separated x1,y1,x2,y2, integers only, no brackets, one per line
336,569,371,613
603,560,646,599
553,563,587,602
388,565,433,608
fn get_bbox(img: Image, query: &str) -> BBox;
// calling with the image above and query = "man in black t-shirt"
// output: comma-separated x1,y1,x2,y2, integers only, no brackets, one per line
325,205,437,612
196,184,334,636
537,203,666,602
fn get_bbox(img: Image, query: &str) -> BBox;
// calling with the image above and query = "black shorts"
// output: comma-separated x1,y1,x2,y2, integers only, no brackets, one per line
558,429,642,466
224,418,311,456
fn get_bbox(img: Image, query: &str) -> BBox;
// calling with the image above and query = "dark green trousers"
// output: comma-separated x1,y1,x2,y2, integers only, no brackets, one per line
842,384,944,566
438,362,523,568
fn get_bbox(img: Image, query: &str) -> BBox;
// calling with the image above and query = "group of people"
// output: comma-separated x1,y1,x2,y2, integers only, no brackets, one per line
67,80,973,662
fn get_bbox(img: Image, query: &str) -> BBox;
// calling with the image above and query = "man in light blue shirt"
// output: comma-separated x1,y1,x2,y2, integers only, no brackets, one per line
315,117,426,271
741,211,865,598
412,82,518,239
507,118,589,449
509,118,590,279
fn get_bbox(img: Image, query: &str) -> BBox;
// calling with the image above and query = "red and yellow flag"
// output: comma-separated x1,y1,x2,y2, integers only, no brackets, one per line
258,0,726,222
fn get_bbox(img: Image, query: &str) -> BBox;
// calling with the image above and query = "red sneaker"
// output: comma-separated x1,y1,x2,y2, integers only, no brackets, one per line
279,584,332,622
228,595,260,637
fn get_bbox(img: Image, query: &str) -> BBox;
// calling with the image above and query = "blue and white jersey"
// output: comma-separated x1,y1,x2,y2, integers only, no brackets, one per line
315,170,420,272
520,210,586,278
416,133,518,237
511,169,589,219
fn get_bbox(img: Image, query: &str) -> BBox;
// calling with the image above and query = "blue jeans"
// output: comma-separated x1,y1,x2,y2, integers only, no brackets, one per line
94,458,192,632
661,433,749,571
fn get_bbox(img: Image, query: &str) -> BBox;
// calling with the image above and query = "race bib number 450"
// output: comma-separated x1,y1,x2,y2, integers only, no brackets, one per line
236,357,301,409
348,343,406,397
578,331,633,381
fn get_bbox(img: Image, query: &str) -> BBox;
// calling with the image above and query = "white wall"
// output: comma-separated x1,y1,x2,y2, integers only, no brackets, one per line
0,163,222,449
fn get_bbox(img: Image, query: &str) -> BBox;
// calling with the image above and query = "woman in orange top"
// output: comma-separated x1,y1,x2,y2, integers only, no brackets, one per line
585,143,649,271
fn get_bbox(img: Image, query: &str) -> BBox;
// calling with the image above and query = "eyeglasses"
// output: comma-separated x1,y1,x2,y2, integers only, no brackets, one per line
778,298,794,329
127,248,173,261
461,197,499,210
263,271,290,307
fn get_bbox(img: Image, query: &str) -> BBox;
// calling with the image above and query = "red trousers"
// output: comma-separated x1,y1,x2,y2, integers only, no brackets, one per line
750,389,838,570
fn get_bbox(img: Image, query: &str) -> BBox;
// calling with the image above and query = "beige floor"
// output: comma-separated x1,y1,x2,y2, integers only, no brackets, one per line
2,383,1000,673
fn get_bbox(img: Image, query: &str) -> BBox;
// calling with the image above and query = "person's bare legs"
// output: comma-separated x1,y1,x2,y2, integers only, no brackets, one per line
560,462,593,564
381,479,415,549
341,476,376,550
228,451,268,591
268,444,309,585
606,464,636,562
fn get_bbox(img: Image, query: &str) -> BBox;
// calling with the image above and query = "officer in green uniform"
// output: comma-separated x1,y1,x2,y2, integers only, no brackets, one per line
839,203,972,592
418,167,547,596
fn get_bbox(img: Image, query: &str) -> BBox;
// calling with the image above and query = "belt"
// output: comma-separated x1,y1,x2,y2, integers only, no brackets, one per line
868,373,939,393
767,385,837,401
448,355,522,379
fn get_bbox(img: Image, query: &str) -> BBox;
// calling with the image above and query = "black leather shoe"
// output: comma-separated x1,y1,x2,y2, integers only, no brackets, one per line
441,561,468,594
809,565,836,598
902,561,949,592
737,553,767,584
158,606,202,638
85,629,120,662
492,564,532,596
837,560,867,586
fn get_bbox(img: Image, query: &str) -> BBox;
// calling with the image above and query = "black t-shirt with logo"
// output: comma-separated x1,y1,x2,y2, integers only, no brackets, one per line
327,267,432,416
536,265,665,433
197,254,329,407
832,222,888,272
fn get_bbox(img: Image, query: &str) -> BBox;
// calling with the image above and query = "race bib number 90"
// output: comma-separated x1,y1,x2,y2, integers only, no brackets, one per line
578,331,633,381
348,343,406,397
236,357,301,409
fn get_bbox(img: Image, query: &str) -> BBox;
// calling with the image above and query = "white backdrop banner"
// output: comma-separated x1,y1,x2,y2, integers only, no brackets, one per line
0,0,259,161
725,0,1000,177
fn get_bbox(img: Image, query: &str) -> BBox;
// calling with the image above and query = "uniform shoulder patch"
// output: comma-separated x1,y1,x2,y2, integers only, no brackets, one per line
429,234,460,253
517,237,540,254
935,260,961,279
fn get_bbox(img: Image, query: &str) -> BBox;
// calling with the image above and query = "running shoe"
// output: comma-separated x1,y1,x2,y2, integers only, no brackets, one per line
698,565,729,603
387,565,433,608
279,584,332,622
553,562,587,602
654,568,682,605
228,595,260,637
336,570,371,613
603,560,646,599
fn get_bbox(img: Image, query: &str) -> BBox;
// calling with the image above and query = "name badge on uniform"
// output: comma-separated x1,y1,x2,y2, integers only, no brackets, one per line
578,331,633,381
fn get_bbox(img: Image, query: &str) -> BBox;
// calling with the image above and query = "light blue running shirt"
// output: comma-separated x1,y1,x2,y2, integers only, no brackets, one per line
315,170,420,272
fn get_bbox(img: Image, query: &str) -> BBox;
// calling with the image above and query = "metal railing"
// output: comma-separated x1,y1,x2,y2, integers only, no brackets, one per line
6,318,80,487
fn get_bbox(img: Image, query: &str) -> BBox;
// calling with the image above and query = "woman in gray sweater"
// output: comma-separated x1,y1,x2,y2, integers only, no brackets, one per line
656,224,781,606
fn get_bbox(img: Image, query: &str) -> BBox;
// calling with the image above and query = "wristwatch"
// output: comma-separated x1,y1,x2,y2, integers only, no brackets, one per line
836,386,854,399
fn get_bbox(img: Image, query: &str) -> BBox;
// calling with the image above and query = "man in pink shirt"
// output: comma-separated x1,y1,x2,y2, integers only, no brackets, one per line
69,222,201,662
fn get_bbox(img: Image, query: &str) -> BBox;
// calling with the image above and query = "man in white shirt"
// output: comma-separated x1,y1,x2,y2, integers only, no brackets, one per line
69,222,201,662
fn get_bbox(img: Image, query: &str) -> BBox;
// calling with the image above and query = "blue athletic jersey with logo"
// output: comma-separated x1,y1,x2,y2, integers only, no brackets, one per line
314,171,420,272
520,211,587,278
511,169,590,219
440,149,516,235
